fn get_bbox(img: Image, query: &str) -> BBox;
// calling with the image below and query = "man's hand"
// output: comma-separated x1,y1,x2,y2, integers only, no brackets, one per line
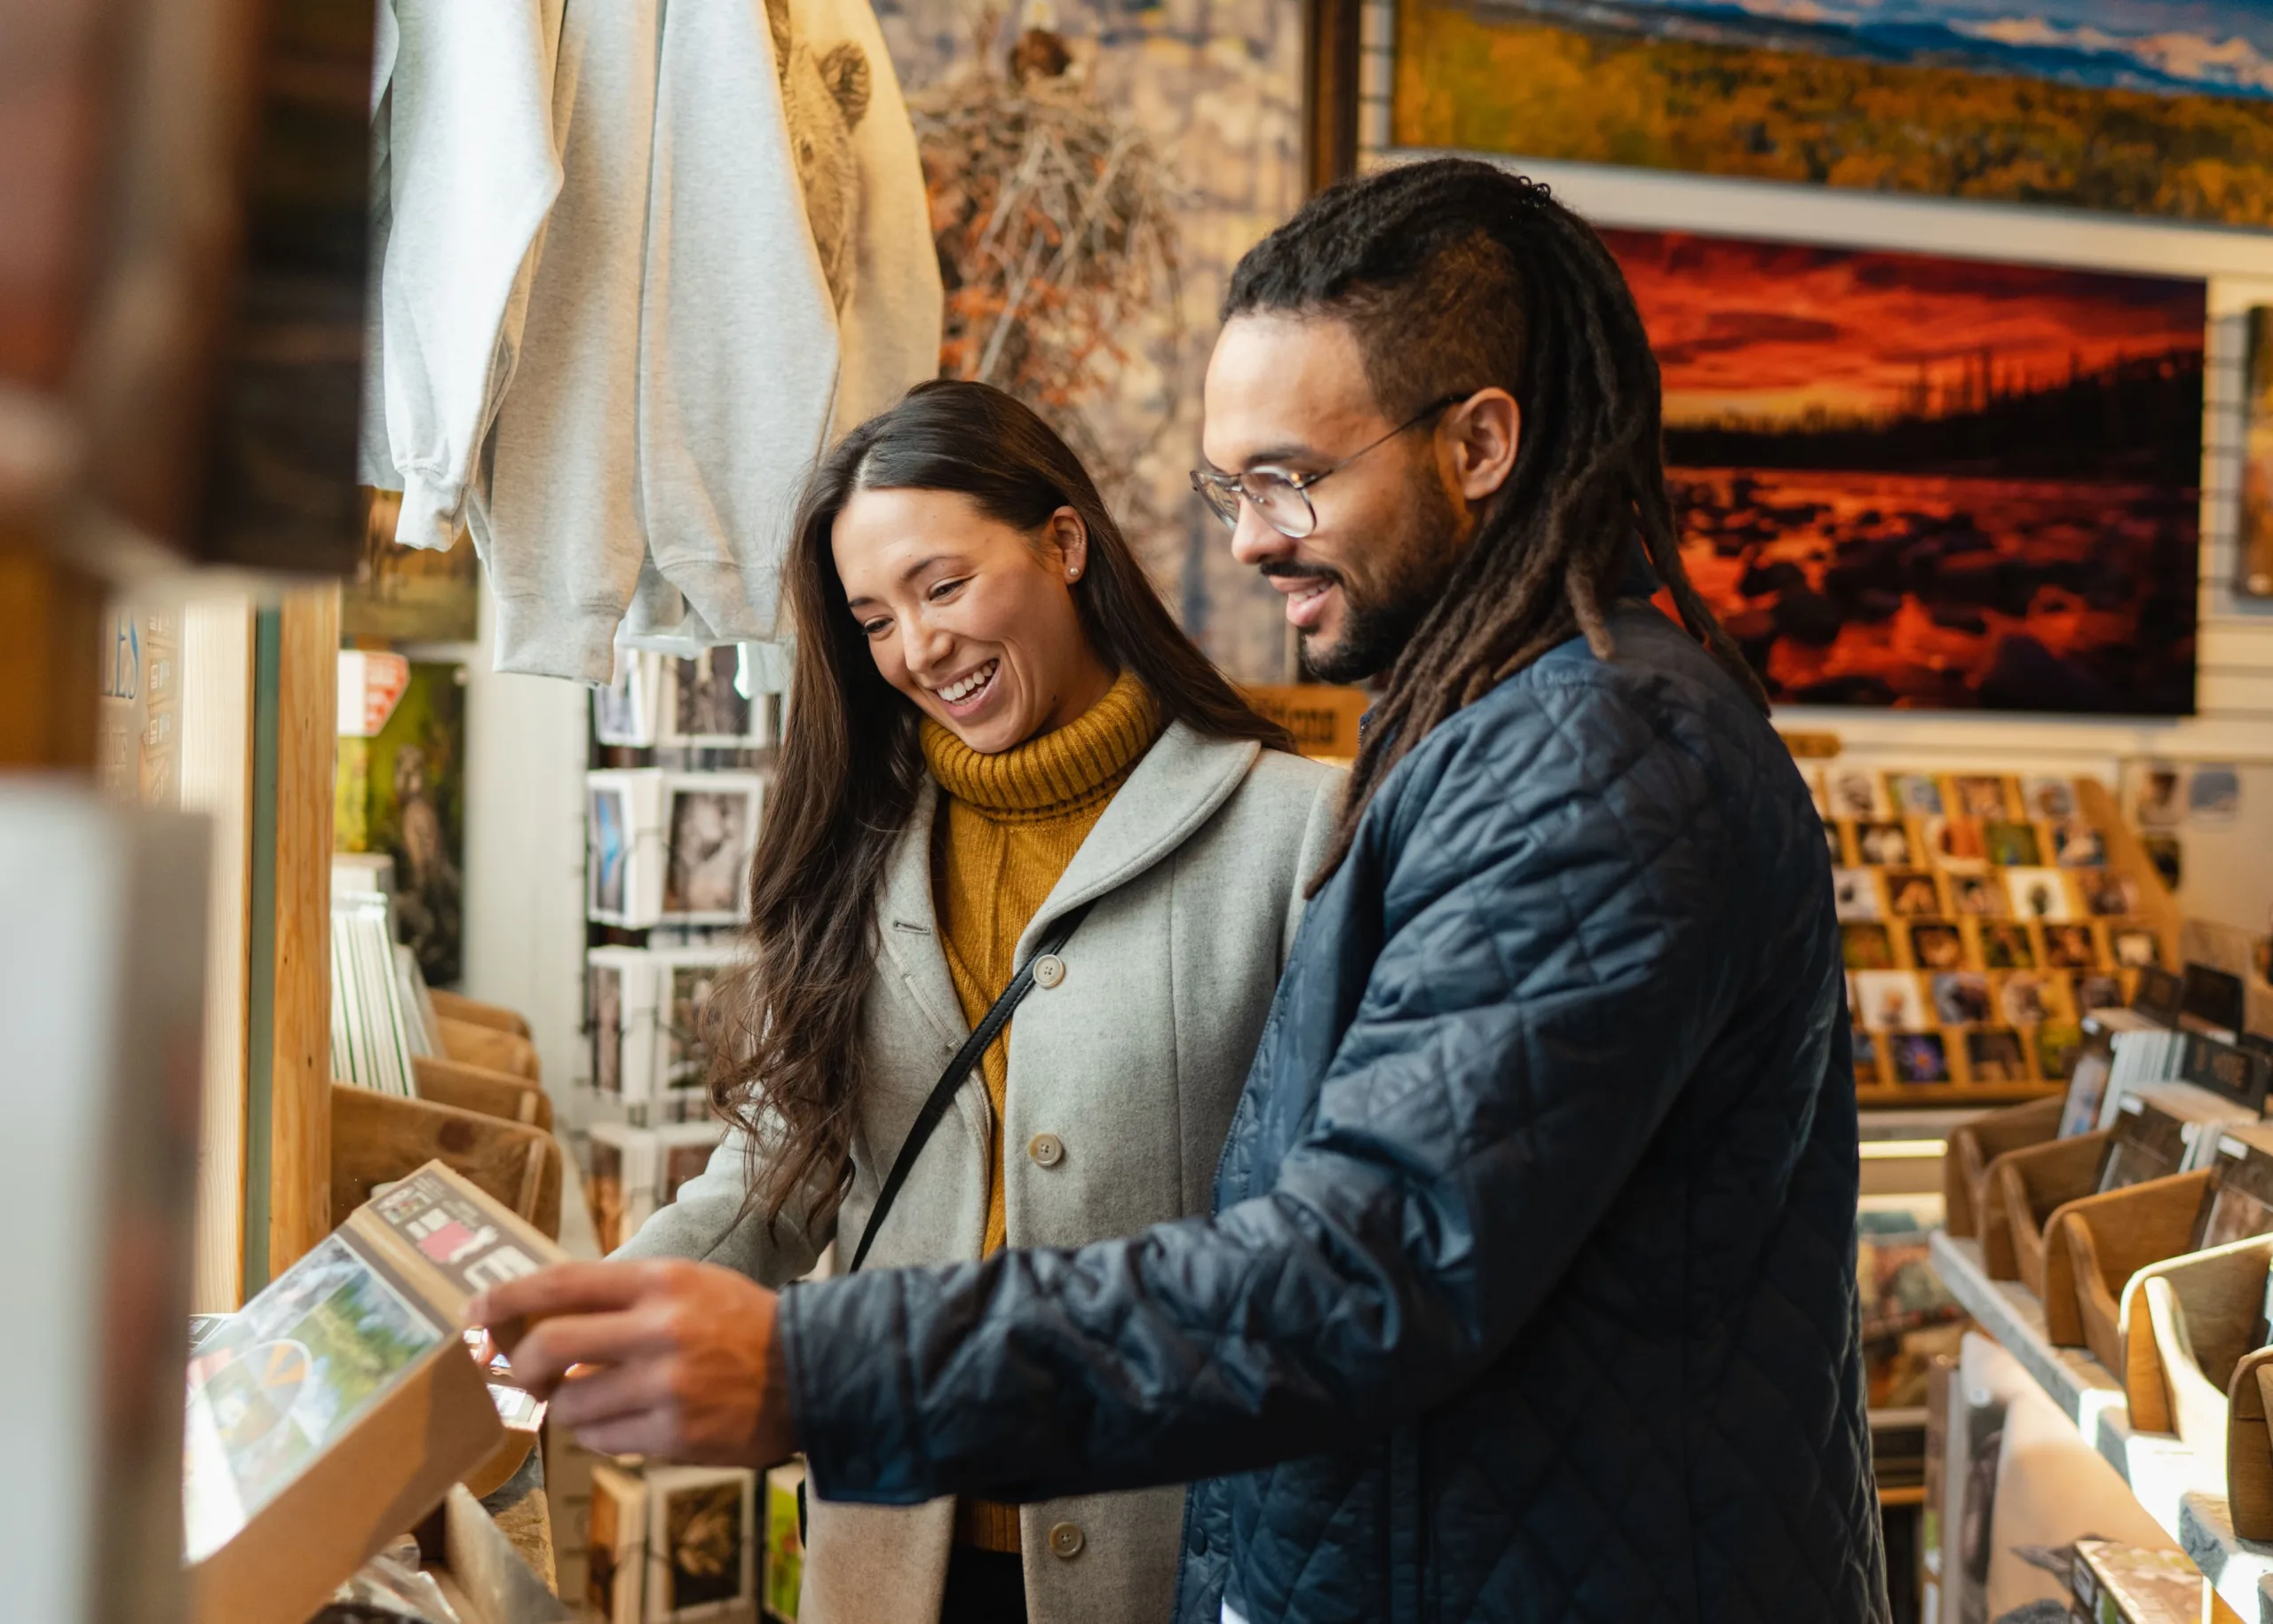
464,1259,798,1467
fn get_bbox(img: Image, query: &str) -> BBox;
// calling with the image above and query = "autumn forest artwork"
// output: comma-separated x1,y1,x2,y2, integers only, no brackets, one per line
1397,0,2273,226
1600,228,2204,713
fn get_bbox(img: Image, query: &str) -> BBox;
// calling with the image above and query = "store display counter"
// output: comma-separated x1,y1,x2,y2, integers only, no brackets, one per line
1931,1232,2273,1620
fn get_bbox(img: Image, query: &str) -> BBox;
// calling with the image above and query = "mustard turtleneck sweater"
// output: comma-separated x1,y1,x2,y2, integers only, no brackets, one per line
922,669,1161,1554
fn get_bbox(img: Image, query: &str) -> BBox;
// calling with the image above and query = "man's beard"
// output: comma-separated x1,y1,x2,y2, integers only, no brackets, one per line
1294,467,1465,685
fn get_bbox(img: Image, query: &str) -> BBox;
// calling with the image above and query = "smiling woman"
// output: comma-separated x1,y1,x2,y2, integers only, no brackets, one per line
612,378,1342,1624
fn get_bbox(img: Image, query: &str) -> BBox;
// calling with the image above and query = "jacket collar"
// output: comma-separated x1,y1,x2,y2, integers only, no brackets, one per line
873,720,1263,1042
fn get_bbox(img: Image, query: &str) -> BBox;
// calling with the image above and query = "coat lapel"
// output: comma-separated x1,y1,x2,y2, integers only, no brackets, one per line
874,780,967,1050
1017,721,1261,959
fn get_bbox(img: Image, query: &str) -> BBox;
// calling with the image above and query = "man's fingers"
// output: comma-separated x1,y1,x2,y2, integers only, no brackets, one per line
505,1304,679,1398
546,1359,677,1434
464,1259,664,1332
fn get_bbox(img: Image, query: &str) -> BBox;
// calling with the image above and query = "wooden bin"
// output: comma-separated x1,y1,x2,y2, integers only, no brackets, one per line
1944,1097,2064,1246
331,1085,564,1239
440,1018,543,1081
428,988,535,1040
1992,1131,2112,1289
2041,1169,2215,1361
2110,1235,2273,1537
415,1055,553,1132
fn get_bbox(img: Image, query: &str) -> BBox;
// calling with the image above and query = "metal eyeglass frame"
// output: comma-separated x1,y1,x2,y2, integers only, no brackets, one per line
1188,392,1469,540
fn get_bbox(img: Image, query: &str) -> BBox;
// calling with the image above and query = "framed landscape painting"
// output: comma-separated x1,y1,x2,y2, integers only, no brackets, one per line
1394,0,2273,226
1599,226,2204,713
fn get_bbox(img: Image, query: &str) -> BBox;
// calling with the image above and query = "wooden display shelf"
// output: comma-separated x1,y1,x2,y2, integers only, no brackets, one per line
1929,1232,2273,1620
1858,1083,2064,1110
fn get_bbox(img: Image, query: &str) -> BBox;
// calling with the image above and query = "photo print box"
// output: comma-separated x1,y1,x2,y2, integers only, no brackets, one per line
661,773,764,925
588,947,661,1104
651,947,738,1115
2199,1126,2273,1251
642,1465,756,1622
661,647,774,749
653,1121,729,1209
186,1162,568,1624
597,653,663,749
589,770,669,927
587,1122,660,1256
588,1462,649,1624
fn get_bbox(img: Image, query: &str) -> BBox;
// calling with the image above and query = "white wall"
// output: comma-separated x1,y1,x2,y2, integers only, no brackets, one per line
449,586,592,1121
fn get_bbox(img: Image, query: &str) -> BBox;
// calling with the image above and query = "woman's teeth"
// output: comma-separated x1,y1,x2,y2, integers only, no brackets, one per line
940,661,998,704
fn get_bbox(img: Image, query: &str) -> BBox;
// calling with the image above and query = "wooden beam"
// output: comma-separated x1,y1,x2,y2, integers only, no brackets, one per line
264,582,337,1273
1303,0,1363,196
0,546,102,769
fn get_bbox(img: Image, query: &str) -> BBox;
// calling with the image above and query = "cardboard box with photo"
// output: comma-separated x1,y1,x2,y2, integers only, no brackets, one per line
1906,920,1967,973
1950,776,2016,821
1981,819,2043,868
661,647,774,750
1928,972,1992,1027
1854,820,1914,867
1842,922,1897,972
1947,873,2005,919
589,770,669,927
1996,972,2072,1030
1856,971,1929,1034
644,1465,757,1621
1963,1027,2032,1085
2003,867,2074,923
1922,815,1988,874
662,773,764,925
586,1123,660,1256
2079,871,2137,917
588,1462,648,1624
1885,772,1944,819
2041,921,2104,971
1825,765,1891,820
596,653,663,749
1976,919,2039,972
1832,867,1882,922
2049,818,2106,867
1883,870,1943,918
1889,1031,1955,1087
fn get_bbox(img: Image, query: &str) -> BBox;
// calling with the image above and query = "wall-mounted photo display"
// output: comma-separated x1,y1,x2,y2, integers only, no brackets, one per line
587,770,667,926
1597,228,2203,715
588,945,738,1113
1389,0,2273,228
661,773,764,924
661,646,776,749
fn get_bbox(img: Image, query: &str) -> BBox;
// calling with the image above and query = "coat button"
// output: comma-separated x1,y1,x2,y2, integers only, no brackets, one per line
1032,954,1065,989
1028,1132,1065,1168
1048,1521,1084,1559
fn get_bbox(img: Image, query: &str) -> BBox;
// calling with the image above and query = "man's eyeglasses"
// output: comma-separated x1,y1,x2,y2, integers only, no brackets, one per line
1189,393,1469,541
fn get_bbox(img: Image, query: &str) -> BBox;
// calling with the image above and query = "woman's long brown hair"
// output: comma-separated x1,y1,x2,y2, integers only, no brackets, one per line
709,379,1292,1233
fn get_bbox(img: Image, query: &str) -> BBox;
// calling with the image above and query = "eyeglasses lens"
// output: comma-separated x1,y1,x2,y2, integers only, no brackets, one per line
1190,472,1316,540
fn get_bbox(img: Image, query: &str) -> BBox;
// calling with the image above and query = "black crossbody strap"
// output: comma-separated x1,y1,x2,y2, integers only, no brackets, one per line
848,899,1095,1274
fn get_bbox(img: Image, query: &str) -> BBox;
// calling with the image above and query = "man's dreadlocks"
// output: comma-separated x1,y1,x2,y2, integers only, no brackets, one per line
1224,157,1769,890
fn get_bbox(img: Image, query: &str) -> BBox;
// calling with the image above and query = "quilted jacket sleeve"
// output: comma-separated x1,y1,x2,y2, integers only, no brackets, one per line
781,671,1755,1505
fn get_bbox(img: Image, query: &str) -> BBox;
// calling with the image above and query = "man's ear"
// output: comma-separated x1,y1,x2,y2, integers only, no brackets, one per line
1446,389,1519,502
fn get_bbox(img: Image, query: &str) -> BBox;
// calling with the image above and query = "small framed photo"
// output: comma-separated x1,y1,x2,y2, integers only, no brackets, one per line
653,948,736,1110
2003,867,2073,923
1948,874,2005,918
655,1121,728,1208
1890,1031,1952,1086
1853,1026,1886,1088
661,773,764,923
595,652,662,749
1979,921,2038,971
2079,872,2135,918
1998,971,2070,1029
1907,920,1967,972
588,1463,649,1624
1855,820,1913,867
661,646,774,749
589,951,638,1098
1982,820,2043,867
2049,819,2105,867
645,1465,758,1622
1964,1027,2031,1084
1826,766,1890,820
2112,927,2164,970
1842,922,1896,972
1833,868,1882,922
1884,871,1942,918
1923,816,1988,874
2019,775,2076,821
1952,775,2015,820
1928,971,1992,1026
589,769,669,927
1886,772,1944,818
2041,922,2103,971
1856,970,1928,1033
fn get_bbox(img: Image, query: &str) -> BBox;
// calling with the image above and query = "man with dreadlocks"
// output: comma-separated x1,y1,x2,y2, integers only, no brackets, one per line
477,158,1887,1623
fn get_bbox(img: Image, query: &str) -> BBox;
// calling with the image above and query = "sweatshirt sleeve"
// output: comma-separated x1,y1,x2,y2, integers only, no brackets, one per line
373,0,566,551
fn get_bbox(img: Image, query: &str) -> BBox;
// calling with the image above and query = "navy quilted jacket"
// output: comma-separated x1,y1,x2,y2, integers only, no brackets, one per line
780,604,1889,1623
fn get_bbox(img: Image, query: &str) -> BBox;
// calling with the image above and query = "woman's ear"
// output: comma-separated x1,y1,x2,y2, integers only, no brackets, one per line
1049,507,1089,583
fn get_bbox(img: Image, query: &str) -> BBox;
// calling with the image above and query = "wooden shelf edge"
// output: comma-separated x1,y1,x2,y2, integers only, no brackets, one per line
1928,1232,2273,1622
1857,1084,2065,1109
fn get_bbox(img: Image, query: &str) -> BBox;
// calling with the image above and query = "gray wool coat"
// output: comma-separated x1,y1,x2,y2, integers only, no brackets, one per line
619,720,1342,1624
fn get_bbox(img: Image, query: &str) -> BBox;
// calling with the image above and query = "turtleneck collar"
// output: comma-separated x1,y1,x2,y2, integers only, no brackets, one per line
920,669,1162,824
